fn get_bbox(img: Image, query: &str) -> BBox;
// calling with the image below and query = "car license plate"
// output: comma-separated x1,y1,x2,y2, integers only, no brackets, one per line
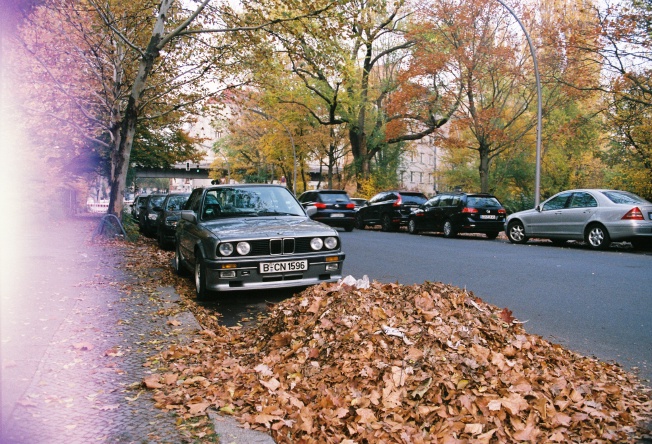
480,215,497,220
260,260,308,274
331,213,345,218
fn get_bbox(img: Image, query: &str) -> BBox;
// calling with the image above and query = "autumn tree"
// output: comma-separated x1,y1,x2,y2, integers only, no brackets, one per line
15,0,336,215
234,0,457,190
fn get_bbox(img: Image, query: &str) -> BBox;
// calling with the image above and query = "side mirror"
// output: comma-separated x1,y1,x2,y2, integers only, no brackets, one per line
181,210,197,223
535,205,542,212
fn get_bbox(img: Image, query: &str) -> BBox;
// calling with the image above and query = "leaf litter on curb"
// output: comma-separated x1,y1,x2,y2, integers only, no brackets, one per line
142,273,652,443
113,235,651,441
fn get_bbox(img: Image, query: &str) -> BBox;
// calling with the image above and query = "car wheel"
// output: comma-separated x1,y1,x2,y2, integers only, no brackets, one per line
344,223,354,232
486,231,499,240
408,219,419,234
442,220,457,238
194,253,209,300
355,213,366,230
585,223,610,250
381,214,395,232
507,220,528,244
173,244,187,276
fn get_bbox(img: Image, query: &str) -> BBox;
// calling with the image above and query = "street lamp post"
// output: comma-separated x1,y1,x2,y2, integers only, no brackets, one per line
494,0,542,206
248,109,297,194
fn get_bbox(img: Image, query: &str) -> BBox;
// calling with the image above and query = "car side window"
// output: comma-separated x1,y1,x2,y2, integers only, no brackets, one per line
569,192,597,208
425,196,439,208
542,192,572,211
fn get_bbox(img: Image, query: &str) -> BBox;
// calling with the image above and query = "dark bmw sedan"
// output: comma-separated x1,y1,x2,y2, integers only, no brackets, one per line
407,192,506,239
174,184,346,298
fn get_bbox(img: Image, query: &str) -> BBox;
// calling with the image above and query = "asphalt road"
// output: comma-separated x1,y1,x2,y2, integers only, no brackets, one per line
337,228,652,385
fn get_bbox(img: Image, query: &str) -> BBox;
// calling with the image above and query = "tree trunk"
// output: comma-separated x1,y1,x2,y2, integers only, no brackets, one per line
106,0,171,215
479,144,491,193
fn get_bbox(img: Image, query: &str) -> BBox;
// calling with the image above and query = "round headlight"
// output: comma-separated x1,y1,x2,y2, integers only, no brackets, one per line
324,236,338,250
236,242,251,255
218,243,234,256
310,237,324,250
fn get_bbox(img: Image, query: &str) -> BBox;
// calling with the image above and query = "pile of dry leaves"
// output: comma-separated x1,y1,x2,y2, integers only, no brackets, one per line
142,273,652,443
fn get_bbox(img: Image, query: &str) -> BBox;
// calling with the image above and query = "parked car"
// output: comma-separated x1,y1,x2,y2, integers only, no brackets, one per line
407,192,507,239
351,198,368,211
355,190,428,232
138,193,167,236
130,194,148,221
155,192,191,249
174,184,346,298
297,190,356,232
505,189,652,250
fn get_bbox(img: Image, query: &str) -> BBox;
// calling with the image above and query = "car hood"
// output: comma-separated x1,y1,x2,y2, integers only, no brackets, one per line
201,216,338,240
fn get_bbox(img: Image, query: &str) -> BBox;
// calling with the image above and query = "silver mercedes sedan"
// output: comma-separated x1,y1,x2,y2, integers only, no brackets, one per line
505,189,652,250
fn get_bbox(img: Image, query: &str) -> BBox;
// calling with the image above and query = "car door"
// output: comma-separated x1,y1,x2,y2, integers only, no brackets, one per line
529,192,572,236
419,196,441,230
178,189,204,263
367,192,388,223
558,192,599,238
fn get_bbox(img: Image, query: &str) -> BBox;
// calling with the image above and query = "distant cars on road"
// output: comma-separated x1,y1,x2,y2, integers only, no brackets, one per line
297,189,356,232
355,190,428,232
173,184,346,298
408,192,507,239
505,189,652,250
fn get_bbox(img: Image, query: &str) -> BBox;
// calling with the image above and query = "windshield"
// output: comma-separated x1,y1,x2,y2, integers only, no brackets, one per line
601,190,650,205
204,186,306,218
165,195,189,211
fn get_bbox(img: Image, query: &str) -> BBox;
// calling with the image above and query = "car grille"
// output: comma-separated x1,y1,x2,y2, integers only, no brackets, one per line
246,237,316,256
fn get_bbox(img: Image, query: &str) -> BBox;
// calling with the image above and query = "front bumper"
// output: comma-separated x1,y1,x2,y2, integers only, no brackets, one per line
203,254,346,292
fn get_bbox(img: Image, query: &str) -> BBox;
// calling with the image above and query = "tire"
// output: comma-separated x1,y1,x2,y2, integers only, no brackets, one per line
355,213,366,230
194,253,209,300
585,224,610,250
442,220,457,238
507,220,528,244
408,219,419,234
486,231,499,240
173,244,187,276
344,223,354,232
381,214,395,232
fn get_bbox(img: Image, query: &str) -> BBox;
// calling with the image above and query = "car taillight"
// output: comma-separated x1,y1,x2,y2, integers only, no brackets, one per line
622,207,644,220
392,196,403,207
314,203,327,209
498,208,506,215
461,207,478,213
345,203,355,209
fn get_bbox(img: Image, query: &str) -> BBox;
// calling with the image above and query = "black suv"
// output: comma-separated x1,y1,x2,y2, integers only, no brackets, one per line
355,190,428,232
155,192,191,249
138,193,167,236
407,192,506,239
297,190,356,232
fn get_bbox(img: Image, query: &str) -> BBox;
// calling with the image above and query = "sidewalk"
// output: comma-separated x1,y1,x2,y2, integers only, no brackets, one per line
0,215,273,443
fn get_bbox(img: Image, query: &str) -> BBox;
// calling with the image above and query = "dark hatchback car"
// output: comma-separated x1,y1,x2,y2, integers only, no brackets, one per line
155,192,191,249
355,190,428,232
138,193,167,236
407,192,506,239
297,190,356,232
130,194,148,221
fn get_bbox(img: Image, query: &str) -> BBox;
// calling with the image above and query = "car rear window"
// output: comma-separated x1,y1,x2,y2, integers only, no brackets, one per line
601,190,649,205
467,196,502,207
400,193,428,205
320,193,351,203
